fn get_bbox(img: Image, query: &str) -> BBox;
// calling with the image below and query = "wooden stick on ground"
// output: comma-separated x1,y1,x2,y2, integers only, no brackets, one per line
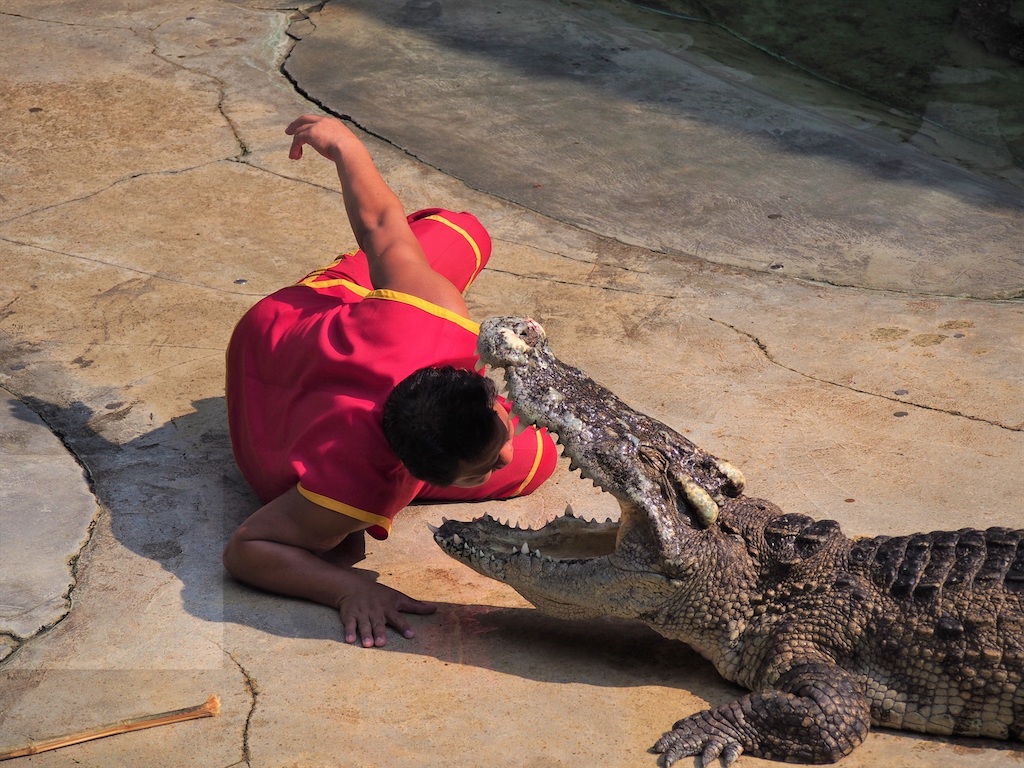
0,694,220,761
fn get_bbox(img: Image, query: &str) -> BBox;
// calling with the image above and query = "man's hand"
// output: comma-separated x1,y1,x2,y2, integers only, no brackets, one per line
223,486,437,648
337,579,437,648
285,114,356,162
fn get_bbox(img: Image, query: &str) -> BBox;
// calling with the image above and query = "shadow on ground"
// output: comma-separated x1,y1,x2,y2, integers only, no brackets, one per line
13,394,728,689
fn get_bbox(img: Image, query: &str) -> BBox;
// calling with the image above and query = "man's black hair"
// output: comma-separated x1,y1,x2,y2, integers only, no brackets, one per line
382,366,504,486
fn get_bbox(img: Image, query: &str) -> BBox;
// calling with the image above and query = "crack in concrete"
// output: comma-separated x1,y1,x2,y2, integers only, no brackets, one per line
0,161,227,228
782,275,1024,301
223,650,259,767
472,265,1022,432
0,234,262,296
142,18,249,158
0,7,251,231
62,341,225,354
0,10,131,29
716,319,1022,432
226,156,339,195
44,550,94,632
0,463,100,664
0,632,19,660
483,264,682,301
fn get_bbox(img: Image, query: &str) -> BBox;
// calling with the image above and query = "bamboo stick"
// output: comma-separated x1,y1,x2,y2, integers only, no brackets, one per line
0,694,220,761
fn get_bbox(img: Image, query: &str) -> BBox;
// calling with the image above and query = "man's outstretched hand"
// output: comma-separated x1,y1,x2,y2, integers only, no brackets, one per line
223,486,438,650
337,579,437,648
285,114,355,163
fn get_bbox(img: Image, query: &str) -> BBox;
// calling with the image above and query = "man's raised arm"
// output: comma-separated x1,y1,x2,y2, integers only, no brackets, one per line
285,114,469,317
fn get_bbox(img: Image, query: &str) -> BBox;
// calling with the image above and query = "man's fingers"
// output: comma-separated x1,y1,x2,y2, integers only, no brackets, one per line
285,115,320,160
401,598,438,616
358,616,376,648
353,614,388,647
284,114,318,135
288,134,305,161
387,600,436,640
373,620,388,647
339,590,436,647
343,615,358,645
387,611,415,640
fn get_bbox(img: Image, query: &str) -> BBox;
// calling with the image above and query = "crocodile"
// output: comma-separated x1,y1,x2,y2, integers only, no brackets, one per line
433,316,1024,766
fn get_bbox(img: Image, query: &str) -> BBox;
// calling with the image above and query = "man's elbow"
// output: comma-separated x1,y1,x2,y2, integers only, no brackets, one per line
222,534,245,578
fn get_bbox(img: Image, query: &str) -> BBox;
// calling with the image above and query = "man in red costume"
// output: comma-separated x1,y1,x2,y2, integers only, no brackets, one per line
223,115,557,648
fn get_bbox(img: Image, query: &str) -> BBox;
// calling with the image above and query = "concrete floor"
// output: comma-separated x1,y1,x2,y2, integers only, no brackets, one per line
0,0,1021,766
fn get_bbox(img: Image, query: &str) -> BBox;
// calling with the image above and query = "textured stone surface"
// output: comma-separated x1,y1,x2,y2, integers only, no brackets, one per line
0,0,1019,766
0,392,97,649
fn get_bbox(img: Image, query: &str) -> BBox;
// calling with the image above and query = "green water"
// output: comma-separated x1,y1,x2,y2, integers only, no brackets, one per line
598,0,1024,181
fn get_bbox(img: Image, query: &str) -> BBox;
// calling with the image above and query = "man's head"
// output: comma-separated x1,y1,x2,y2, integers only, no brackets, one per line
383,366,513,487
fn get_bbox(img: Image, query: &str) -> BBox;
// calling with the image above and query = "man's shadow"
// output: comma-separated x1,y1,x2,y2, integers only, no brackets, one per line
15,394,719,692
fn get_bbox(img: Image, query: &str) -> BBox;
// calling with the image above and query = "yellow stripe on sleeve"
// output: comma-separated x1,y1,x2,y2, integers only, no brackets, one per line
424,214,483,288
297,253,372,296
301,277,371,296
366,289,480,335
297,483,392,536
512,428,546,497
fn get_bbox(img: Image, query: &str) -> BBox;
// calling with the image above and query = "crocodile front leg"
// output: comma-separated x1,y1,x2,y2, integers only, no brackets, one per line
651,663,871,766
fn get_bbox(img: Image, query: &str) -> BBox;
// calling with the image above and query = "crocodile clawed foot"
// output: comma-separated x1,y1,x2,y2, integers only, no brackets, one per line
650,716,743,767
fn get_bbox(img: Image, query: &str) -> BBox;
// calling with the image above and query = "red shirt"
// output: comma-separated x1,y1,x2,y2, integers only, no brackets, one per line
226,212,556,538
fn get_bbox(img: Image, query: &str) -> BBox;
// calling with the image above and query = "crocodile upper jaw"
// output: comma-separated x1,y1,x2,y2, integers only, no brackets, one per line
433,316,712,613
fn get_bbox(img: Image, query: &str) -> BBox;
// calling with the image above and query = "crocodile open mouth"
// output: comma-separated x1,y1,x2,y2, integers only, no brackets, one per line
432,325,629,572
433,315,738,578
433,504,622,573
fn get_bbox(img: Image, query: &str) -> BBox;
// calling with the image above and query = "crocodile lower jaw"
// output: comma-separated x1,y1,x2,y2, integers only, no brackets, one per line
433,507,621,579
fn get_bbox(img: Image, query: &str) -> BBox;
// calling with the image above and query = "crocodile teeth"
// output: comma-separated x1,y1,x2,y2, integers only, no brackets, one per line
514,419,529,436
426,523,439,534
452,534,463,547
473,356,487,372
521,542,530,555
564,503,576,518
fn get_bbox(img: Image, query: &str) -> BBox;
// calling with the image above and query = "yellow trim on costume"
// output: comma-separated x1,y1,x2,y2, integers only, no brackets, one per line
424,214,483,289
511,428,546,496
300,277,371,295
367,288,480,335
297,483,392,535
297,253,372,296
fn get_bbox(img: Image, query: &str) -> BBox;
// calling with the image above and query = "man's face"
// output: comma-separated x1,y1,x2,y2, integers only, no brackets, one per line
449,404,514,488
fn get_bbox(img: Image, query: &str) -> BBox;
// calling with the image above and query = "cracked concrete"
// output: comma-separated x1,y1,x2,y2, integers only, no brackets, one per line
0,391,99,659
0,0,1020,766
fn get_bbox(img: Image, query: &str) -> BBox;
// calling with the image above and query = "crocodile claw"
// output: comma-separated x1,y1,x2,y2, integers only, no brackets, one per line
650,716,743,767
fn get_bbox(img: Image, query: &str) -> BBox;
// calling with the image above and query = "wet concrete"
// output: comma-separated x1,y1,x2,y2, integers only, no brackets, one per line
0,0,1021,766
